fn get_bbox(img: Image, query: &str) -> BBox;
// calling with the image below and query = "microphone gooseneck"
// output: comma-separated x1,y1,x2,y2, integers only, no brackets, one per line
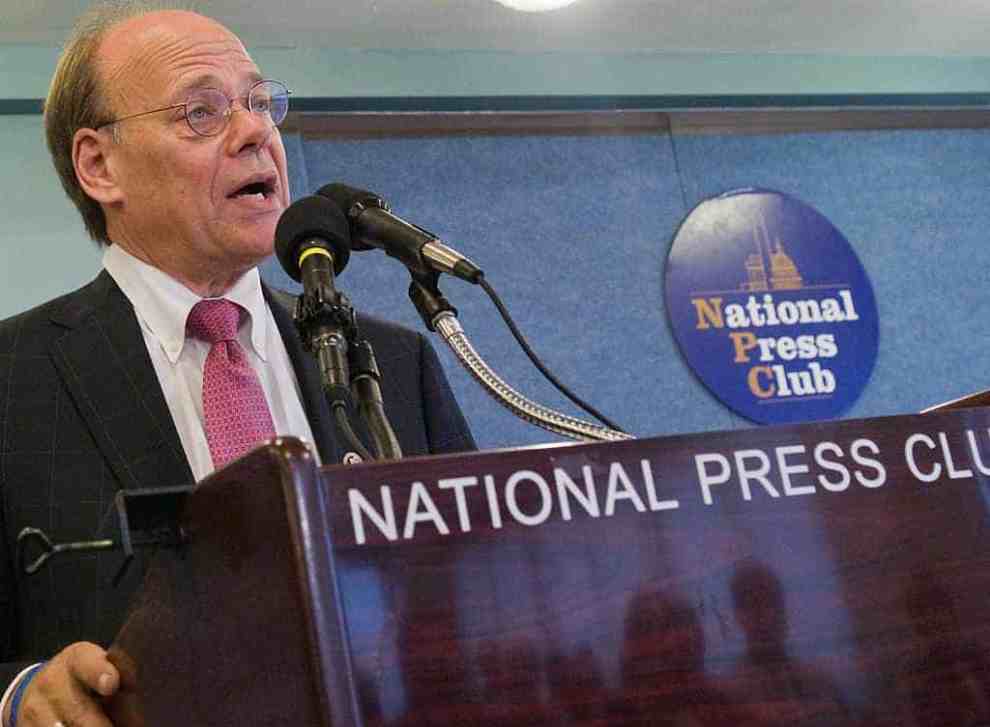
406,276,631,443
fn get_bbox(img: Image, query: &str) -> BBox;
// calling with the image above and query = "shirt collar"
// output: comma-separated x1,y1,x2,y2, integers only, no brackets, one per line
102,244,269,364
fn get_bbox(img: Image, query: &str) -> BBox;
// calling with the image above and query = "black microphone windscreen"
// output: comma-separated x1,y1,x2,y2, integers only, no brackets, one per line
274,195,352,281
316,183,384,251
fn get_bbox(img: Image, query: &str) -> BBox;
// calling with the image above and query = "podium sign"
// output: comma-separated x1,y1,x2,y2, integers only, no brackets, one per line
112,407,990,726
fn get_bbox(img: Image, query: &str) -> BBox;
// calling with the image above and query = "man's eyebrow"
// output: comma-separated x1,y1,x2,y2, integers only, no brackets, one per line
171,71,265,100
172,73,222,99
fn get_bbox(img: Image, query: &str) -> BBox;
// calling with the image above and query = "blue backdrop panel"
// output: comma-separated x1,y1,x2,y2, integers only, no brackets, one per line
260,124,990,450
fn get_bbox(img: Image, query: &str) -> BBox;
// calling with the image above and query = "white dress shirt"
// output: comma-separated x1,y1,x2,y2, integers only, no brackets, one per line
103,243,320,480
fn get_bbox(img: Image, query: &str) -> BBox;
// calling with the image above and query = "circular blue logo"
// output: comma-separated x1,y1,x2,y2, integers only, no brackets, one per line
664,189,878,424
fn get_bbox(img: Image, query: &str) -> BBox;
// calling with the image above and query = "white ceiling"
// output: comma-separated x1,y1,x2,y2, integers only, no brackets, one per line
2,0,990,56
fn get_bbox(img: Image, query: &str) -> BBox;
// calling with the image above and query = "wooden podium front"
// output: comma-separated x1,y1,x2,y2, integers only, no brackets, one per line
109,407,990,726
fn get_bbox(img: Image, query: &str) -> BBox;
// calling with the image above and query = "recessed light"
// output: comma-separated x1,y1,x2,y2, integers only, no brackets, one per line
492,0,580,12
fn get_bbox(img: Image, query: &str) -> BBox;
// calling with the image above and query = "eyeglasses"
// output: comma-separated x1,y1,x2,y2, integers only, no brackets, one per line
95,79,291,137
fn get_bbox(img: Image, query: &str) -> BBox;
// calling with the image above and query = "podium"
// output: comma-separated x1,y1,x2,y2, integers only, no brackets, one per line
108,407,990,726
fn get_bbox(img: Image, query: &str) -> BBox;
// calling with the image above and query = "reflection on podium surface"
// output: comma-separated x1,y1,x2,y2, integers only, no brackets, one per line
893,572,990,726
614,589,740,727
546,646,610,723
724,561,850,726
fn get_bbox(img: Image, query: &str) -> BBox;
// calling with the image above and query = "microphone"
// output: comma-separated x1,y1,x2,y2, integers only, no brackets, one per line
317,183,483,284
275,195,355,404
275,194,351,285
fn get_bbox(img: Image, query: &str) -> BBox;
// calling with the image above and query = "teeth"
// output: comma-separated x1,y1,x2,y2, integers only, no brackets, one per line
230,180,273,199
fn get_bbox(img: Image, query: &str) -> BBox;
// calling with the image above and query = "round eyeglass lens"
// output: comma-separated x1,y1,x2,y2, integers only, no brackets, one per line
185,89,227,135
249,81,289,126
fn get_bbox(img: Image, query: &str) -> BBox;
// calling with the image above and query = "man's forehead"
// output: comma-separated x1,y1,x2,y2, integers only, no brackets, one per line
103,9,238,51
99,10,258,99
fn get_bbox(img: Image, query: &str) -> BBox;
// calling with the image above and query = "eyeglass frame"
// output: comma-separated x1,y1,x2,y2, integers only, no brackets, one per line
93,78,291,137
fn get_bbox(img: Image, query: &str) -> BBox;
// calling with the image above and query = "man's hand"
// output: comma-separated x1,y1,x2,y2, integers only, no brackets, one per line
4,642,119,727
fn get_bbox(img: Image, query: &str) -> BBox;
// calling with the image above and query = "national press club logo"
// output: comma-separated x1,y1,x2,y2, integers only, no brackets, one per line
664,189,878,424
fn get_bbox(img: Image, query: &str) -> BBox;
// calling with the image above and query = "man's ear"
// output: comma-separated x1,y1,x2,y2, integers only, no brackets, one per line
73,127,123,205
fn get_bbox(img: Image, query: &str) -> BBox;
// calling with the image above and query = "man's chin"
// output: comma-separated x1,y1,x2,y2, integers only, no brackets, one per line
245,239,277,267
225,233,276,271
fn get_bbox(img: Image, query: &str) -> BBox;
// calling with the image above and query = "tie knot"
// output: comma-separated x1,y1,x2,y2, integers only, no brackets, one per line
186,299,243,344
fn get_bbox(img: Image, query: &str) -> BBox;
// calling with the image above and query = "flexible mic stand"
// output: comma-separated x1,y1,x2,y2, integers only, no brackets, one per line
407,271,632,443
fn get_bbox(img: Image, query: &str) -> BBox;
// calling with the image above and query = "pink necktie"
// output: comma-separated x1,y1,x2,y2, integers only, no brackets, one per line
186,299,276,469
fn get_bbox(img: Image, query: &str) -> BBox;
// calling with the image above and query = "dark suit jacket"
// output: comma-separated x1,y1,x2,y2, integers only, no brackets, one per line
0,270,474,686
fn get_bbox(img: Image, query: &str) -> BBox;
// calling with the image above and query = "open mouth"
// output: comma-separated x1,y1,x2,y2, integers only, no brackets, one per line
228,177,276,201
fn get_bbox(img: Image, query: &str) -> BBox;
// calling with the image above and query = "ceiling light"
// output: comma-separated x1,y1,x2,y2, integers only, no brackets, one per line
492,0,580,12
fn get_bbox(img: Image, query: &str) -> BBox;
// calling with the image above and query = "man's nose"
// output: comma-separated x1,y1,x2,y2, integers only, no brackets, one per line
225,103,275,156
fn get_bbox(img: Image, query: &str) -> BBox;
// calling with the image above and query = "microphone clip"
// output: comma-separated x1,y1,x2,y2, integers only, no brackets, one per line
295,285,357,346
294,286,358,404
343,192,390,219
407,269,458,332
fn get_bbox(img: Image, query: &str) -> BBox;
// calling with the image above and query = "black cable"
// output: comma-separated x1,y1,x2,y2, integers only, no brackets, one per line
477,275,628,434
332,401,374,462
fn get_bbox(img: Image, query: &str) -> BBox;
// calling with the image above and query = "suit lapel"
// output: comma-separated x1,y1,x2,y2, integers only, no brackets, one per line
49,271,192,490
46,273,359,487
264,286,349,465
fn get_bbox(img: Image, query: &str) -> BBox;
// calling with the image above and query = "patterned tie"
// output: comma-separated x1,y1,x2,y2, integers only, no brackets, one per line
186,299,276,469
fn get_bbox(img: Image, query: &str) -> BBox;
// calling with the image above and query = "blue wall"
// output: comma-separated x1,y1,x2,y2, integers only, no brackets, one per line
0,116,102,314
258,123,990,450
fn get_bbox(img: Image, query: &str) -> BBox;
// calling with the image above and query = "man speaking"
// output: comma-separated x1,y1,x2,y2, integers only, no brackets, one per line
0,3,474,725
